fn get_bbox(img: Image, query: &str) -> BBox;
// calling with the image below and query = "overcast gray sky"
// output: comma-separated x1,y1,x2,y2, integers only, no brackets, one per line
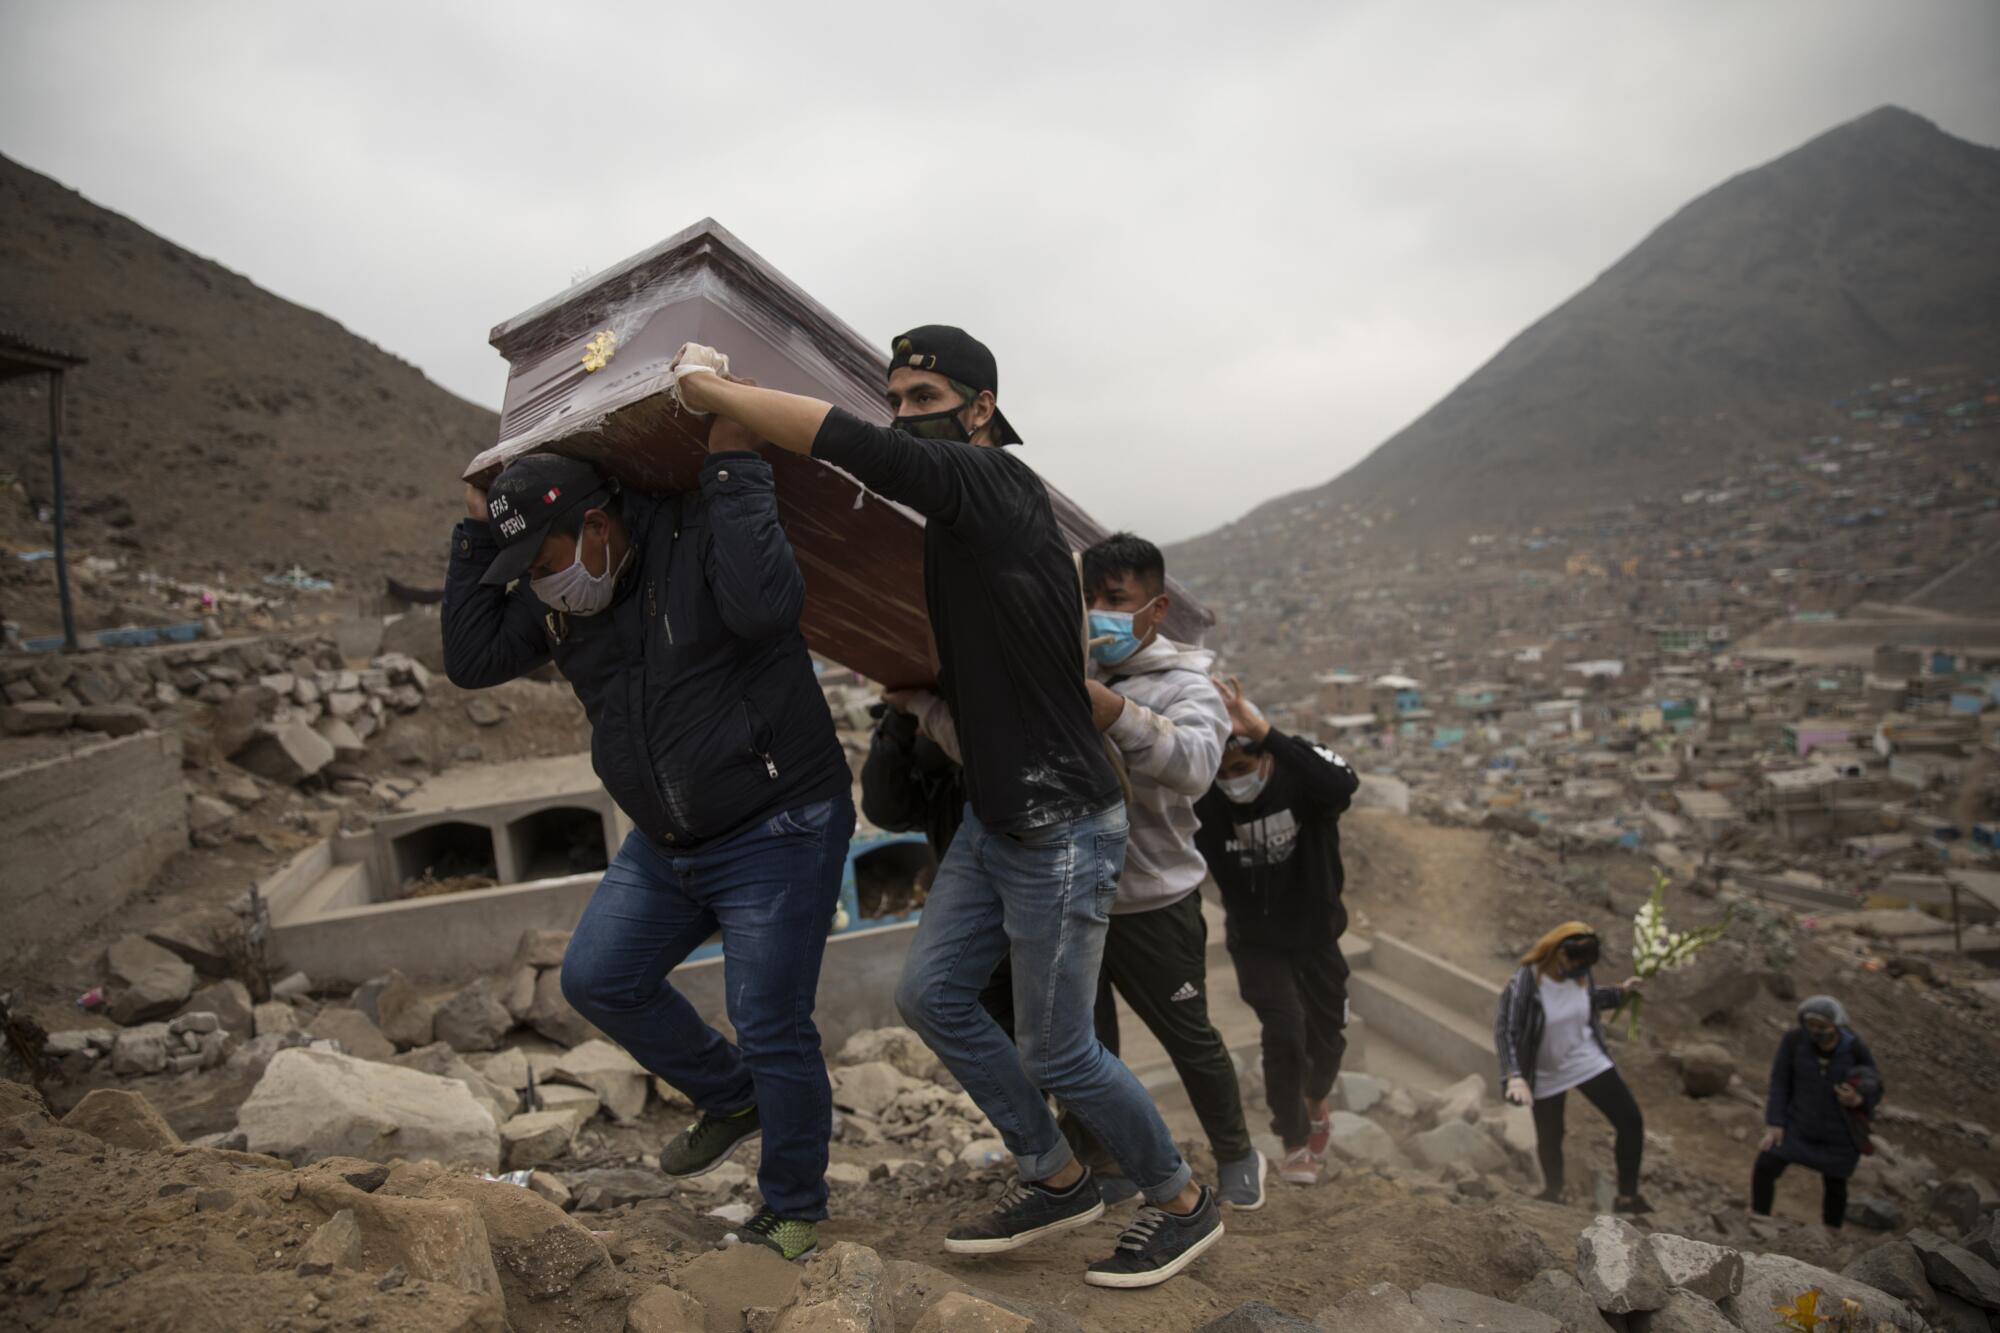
3,2,1996,542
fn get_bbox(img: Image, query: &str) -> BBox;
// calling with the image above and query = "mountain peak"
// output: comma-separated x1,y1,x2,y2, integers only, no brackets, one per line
1186,109,2000,549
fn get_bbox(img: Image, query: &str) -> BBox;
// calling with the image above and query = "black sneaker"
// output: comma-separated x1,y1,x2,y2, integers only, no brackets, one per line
731,1209,818,1261
1084,1187,1225,1289
1614,1193,1656,1216
659,1105,761,1179
943,1171,1105,1255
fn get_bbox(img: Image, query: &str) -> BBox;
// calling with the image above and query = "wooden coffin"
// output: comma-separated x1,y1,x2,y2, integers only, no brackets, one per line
468,219,1210,688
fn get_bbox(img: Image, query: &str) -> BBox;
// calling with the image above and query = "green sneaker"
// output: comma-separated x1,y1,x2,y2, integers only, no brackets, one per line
659,1105,761,1179
734,1209,818,1261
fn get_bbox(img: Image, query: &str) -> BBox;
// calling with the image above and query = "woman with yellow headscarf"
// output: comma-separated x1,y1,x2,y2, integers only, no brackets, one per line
1493,921,1650,1211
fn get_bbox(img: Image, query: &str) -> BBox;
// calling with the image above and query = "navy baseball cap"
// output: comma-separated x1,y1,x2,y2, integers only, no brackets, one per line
479,454,616,586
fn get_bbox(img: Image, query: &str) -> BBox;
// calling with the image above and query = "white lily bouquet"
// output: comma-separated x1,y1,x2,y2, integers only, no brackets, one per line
1620,870,1732,1037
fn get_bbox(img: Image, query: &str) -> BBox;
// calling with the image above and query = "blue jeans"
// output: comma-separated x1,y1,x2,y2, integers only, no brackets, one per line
894,802,1193,1204
561,795,855,1220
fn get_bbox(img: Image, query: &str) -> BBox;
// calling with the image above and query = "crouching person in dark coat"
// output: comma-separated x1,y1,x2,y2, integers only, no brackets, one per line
1753,994,1883,1229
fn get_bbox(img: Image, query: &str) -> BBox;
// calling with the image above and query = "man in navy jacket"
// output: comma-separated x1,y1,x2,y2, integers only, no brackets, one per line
442,415,852,1263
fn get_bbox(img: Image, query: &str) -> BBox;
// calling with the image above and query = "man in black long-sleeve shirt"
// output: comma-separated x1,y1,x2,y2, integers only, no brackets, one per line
673,328,1222,1291
1194,677,1361,1190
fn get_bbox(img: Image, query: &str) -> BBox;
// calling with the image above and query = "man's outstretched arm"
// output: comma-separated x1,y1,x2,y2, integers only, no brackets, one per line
676,365,829,455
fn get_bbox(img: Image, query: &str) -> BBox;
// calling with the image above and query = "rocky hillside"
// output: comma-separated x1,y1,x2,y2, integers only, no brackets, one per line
1178,106,2000,560
0,153,495,598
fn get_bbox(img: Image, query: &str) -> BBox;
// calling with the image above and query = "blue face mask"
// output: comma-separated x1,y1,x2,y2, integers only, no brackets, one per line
1087,599,1159,666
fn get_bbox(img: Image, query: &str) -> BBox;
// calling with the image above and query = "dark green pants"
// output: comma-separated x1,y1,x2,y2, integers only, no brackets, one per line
1056,890,1253,1167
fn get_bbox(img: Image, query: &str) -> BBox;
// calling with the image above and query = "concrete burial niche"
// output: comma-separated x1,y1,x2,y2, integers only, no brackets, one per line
266,754,624,984
265,752,936,1045
466,218,1211,689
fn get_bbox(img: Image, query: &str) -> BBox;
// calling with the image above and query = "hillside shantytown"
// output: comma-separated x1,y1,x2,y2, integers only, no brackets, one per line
1,45,1999,1333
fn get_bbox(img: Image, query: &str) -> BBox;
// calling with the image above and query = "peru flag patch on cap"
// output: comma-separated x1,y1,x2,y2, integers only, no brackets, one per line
543,487,562,504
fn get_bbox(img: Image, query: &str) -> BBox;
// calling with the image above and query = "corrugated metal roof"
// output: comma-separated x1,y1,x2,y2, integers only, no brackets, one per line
0,329,86,376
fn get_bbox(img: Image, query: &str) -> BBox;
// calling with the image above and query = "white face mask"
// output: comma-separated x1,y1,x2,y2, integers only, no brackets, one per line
531,525,629,616
1216,768,1268,804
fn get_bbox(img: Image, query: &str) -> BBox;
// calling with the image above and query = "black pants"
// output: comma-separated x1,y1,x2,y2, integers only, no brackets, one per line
1530,1067,1643,1197
1752,1149,1848,1228
992,892,1254,1167
1230,935,1350,1149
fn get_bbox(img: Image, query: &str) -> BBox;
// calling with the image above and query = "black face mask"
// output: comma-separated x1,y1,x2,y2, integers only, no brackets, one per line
1560,936,1601,973
896,406,972,442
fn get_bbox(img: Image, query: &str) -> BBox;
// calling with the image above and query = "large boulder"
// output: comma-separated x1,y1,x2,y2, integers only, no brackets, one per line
231,719,336,784
1930,1175,2000,1234
1907,1230,2000,1311
144,909,238,975
1723,1252,1927,1333
831,1061,923,1120
527,967,601,1047
550,1040,649,1124
1315,1282,1440,1333
627,1284,709,1333
675,1247,805,1324
433,979,514,1053
58,1088,181,1150
1510,1270,1615,1333
1324,1111,1410,1169
1576,1215,1670,1314
1648,1234,1744,1302
179,979,255,1041
1410,1121,1507,1174
1668,1043,1735,1098
834,1026,946,1084
392,1042,517,1128
772,1241,886,1333
911,1291,1033,1333
1337,1072,1386,1115
1410,1284,1561,1332
306,1007,396,1062
396,1164,625,1330
1432,1074,1487,1126
514,929,571,968
109,1022,172,1075
103,934,195,1024
1843,1242,1939,1314
236,1046,500,1170
500,1110,583,1170
375,971,437,1049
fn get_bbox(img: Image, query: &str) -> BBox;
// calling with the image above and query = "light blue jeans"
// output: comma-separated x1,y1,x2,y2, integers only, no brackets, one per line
895,801,1193,1204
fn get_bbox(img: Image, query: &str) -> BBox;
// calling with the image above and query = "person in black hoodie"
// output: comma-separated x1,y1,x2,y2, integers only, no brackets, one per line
441,414,854,1263
1193,677,1359,1188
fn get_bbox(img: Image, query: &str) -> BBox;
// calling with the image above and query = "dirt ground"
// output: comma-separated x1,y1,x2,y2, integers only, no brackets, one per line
7,752,1999,1330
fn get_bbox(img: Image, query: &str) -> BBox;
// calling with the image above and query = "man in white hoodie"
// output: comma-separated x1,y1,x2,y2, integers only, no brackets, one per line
1073,533,1266,1210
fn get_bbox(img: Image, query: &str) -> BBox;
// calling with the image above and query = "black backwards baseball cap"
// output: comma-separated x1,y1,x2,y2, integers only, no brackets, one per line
890,325,1023,446
478,454,617,586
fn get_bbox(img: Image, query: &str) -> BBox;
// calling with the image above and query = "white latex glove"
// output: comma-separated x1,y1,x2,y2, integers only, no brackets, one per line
667,342,730,415
1505,1076,1531,1106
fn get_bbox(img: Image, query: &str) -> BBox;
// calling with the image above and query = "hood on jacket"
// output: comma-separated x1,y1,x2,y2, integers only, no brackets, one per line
1797,994,1852,1030
1095,634,1215,680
